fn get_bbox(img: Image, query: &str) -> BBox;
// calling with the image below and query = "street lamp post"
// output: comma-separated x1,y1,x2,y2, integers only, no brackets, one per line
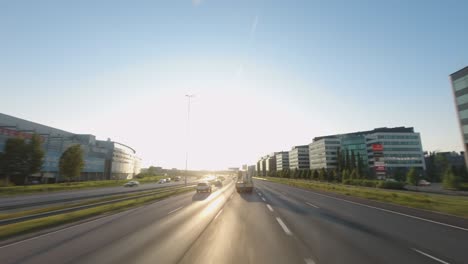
185,94,195,186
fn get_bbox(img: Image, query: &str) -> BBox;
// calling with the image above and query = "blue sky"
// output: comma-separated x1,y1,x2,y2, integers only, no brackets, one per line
1,0,467,169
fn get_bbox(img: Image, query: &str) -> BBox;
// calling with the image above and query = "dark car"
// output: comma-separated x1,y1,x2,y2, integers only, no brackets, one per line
214,180,223,187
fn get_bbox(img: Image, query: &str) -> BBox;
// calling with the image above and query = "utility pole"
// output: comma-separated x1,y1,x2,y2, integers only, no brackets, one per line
185,94,195,185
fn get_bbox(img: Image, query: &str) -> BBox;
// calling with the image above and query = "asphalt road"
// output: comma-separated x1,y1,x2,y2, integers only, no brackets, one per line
1,178,467,264
0,177,199,211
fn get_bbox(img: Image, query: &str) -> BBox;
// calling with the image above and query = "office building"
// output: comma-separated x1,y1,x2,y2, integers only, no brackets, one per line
312,127,425,177
289,145,310,170
275,151,289,171
265,154,277,175
309,137,341,170
0,113,141,183
450,66,468,166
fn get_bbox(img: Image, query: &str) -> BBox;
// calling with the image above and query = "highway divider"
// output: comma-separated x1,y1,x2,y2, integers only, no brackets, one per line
0,184,196,226
0,183,194,211
0,185,196,241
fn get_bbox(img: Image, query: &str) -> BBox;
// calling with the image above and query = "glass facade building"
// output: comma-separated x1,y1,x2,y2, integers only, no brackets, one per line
450,66,468,167
0,113,141,182
312,127,425,177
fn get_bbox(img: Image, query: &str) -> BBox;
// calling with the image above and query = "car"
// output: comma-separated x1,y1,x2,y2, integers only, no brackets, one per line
217,176,225,181
158,179,166,184
214,180,223,187
196,182,212,193
418,180,431,186
166,178,171,183
124,181,139,187
175,176,181,181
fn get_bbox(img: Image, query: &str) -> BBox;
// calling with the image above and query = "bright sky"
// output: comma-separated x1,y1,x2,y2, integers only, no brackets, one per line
1,0,467,170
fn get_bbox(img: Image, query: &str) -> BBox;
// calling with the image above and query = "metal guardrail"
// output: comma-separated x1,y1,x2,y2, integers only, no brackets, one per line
0,184,196,226
0,182,196,211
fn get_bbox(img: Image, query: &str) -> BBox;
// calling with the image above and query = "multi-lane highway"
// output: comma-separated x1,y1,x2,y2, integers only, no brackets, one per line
0,177,199,211
1,178,467,264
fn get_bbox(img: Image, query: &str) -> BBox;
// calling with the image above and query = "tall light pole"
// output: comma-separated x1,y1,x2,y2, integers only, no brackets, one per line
185,94,195,185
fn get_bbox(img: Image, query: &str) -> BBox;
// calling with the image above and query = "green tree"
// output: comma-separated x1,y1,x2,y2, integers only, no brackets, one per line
26,134,44,179
318,168,325,181
406,167,418,186
313,170,319,180
341,169,349,183
350,169,357,180
1,138,28,185
345,149,350,170
336,147,342,172
350,151,356,170
442,167,461,190
356,153,363,178
59,145,84,182
393,167,406,182
329,169,337,182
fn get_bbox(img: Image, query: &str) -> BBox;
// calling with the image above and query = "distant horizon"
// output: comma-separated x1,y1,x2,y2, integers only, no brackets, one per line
1,111,464,170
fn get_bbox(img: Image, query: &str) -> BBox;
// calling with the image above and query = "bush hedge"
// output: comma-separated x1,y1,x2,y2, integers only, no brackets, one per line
342,179,405,190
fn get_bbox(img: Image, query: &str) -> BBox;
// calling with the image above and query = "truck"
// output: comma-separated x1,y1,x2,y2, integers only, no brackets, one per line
235,170,253,193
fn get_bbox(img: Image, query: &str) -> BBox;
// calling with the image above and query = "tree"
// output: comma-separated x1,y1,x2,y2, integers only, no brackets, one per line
393,167,406,182
59,145,84,182
345,149,350,170
350,151,356,170
356,153,363,178
341,169,349,183
442,167,461,190
26,134,44,179
1,138,28,185
336,147,342,172
318,168,326,181
313,170,319,180
406,167,418,186
350,169,357,180
329,169,337,182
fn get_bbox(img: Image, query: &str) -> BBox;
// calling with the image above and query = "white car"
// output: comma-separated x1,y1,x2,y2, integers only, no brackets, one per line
418,180,431,186
124,181,139,187
196,182,212,193
158,179,166,184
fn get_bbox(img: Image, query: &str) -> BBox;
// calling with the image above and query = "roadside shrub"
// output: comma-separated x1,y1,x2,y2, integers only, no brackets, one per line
442,168,461,190
344,179,380,188
377,181,405,190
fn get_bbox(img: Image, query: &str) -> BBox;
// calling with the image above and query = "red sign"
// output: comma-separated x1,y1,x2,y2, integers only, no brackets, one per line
375,166,386,171
372,144,383,152
0,127,44,141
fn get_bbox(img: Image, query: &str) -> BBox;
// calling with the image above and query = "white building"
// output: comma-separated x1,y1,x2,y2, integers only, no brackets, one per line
309,137,341,170
275,151,289,171
289,145,309,170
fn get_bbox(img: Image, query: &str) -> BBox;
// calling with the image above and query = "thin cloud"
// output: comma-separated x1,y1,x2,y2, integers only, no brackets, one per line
192,0,203,6
250,15,259,39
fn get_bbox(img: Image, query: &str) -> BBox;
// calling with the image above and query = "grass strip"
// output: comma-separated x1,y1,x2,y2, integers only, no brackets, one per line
262,177,468,218
0,176,167,196
0,187,193,240
0,187,185,221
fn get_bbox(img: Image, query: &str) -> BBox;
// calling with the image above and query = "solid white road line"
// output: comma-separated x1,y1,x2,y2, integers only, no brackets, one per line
261,197,266,202
306,202,319,209
304,258,316,264
276,217,292,235
412,248,450,264
167,206,183,215
266,204,274,212
295,187,468,232
214,209,224,220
